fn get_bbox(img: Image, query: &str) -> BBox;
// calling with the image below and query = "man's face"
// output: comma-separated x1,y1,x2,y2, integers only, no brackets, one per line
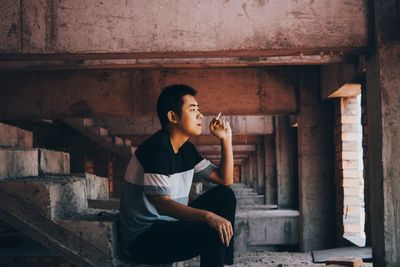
176,94,203,136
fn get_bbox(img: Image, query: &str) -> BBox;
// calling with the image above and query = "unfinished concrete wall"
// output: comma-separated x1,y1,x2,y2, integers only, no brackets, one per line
297,67,336,251
1,0,367,55
366,0,400,265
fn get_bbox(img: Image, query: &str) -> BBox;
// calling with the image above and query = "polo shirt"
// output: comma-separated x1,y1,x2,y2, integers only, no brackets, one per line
118,129,217,256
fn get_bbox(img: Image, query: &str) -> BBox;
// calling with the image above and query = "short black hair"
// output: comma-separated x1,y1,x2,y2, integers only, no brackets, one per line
157,84,197,129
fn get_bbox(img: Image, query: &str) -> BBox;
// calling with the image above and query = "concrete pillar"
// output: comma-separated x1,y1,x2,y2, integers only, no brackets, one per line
240,164,245,184
275,116,297,208
249,152,258,191
243,159,251,186
366,0,400,265
298,67,335,251
264,135,277,205
256,143,265,195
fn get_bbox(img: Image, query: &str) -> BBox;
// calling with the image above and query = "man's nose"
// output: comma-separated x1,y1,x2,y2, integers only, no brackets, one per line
197,111,203,119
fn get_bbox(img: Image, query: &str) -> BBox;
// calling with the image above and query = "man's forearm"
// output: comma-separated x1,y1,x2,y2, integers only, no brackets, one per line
219,137,234,185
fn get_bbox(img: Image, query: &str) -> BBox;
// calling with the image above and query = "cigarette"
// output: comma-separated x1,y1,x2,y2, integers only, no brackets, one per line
213,112,222,127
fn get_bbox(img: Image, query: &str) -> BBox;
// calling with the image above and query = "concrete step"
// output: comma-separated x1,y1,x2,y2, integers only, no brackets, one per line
58,209,119,261
237,195,265,206
0,122,33,149
0,148,70,179
0,176,87,219
233,189,257,196
83,173,110,200
63,118,132,160
238,204,278,210
0,186,114,266
234,210,300,253
230,183,247,189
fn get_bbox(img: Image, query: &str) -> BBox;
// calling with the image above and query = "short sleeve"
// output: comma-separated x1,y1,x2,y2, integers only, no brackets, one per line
189,144,218,181
135,143,171,196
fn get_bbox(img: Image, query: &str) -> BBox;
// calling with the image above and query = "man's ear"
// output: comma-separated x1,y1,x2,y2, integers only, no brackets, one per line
167,111,179,124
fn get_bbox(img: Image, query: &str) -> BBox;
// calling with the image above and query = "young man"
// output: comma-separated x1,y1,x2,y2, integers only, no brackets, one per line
118,84,236,267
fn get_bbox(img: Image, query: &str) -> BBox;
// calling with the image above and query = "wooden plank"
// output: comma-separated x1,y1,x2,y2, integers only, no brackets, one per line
321,62,364,100
326,257,363,267
312,247,372,263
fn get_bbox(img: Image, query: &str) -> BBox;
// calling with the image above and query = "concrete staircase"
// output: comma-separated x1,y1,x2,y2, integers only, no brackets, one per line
0,121,300,265
0,122,173,267
63,118,134,161
231,183,300,253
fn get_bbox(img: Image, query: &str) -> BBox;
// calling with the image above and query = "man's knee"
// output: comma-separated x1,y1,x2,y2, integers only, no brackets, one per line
215,185,237,206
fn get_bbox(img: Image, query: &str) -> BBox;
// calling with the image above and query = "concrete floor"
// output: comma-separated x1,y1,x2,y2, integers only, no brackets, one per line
182,251,373,267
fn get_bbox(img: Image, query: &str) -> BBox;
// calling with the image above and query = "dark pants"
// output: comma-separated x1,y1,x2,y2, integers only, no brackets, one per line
127,185,237,267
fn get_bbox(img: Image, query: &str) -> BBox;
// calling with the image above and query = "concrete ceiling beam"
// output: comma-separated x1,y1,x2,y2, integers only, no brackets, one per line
100,116,273,136
212,159,244,165
197,145,256,153
0,68,296,119
2,1,367,61
206,154,249,160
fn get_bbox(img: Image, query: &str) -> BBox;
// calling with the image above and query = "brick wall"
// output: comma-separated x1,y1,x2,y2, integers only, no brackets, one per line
334,96,365,243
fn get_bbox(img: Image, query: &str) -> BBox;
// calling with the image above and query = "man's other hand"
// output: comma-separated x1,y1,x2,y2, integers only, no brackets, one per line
205,211,233,247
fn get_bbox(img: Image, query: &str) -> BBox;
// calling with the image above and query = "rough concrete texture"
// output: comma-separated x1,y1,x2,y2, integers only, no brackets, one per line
0,176,87,219
58,210,118,260
0,0,21,53
0,149,38,179
0,68,297,119
0,122,33,148
0,182,115,267
237,195,265,206
0,148,69,179
366,0,400,265
233,189,258,196
235,210,299,252
85,173,109,200
239,204,278,210
1,0,367,54
39,149,70,175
